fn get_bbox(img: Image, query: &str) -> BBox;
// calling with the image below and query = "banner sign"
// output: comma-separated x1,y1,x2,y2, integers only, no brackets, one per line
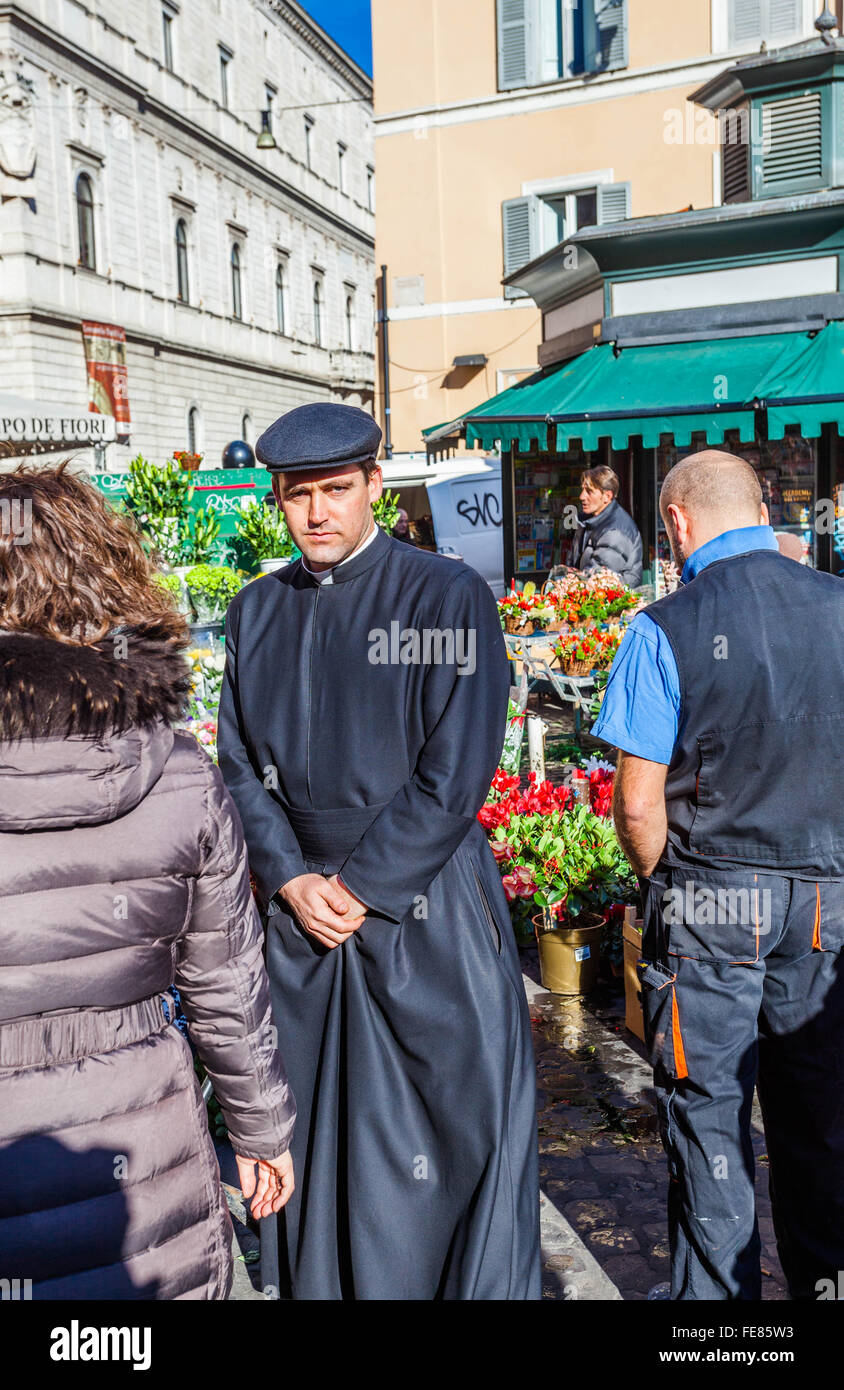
0,410,115,447
81,322,131,437
91,468,274,566
91,468,268,535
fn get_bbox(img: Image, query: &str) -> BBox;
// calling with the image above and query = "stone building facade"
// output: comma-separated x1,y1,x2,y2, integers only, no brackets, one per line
0,0,375,468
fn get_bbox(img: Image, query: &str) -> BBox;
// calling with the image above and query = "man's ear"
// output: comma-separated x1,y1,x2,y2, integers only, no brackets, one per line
665,502,688,545
760,501,770,526
368,466,383,504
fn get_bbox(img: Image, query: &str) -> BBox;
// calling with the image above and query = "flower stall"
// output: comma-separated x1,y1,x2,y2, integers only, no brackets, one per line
497,567,644,739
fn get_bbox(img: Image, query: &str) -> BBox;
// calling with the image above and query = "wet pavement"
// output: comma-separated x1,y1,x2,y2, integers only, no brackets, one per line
524,950,788,1302
224,965,788,1301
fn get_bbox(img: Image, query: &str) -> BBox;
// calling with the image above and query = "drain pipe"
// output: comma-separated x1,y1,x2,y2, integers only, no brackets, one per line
378,264,393,459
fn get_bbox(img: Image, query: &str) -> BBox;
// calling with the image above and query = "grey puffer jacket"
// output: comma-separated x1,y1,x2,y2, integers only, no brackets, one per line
571,499,643,587
0,624,295,1301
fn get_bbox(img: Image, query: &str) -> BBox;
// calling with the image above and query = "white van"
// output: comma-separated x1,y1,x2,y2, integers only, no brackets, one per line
381,455,504,597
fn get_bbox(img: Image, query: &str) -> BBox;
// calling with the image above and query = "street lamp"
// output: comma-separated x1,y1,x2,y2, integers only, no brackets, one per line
256,109,276,150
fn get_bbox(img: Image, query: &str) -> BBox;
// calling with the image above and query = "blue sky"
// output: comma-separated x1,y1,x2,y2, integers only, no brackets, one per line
301,1,373,75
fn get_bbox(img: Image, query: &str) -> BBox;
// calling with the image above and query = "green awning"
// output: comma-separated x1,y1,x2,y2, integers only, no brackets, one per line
423,325,844,453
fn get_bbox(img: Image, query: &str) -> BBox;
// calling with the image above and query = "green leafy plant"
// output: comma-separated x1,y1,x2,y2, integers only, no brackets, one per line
181,505,221,565
184,564,242,619
233,497,293,564
153,571,186,606
123,455,195,565
373,488,400,533
494,802,636,928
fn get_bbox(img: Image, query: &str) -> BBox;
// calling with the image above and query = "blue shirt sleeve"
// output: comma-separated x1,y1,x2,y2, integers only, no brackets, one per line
591,613,680,764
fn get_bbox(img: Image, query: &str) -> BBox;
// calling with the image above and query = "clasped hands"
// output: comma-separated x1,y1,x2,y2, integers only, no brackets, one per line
279,871,368,949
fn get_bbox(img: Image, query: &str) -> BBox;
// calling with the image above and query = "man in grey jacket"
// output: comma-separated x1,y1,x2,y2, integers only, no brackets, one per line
571,465,643,587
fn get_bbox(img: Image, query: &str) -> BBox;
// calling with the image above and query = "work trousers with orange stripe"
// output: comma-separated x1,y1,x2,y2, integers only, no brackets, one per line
639,865,844,1301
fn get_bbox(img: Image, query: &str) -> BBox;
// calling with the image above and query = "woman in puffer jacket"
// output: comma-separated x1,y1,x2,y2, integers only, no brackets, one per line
0,462,295,1300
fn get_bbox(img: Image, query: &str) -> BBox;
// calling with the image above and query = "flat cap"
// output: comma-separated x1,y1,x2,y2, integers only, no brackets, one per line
256,402,382,473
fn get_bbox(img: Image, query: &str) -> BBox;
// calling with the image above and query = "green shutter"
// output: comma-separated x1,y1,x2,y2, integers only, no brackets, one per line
759,91,824,192
722,104,751,203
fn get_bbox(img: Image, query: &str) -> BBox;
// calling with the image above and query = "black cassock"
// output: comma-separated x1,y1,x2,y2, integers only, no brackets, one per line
218,525,540,1300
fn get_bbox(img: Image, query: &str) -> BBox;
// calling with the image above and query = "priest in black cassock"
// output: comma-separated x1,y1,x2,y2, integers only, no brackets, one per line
217,403,540,1300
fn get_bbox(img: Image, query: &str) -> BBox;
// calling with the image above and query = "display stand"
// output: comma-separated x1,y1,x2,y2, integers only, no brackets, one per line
503,632,596,745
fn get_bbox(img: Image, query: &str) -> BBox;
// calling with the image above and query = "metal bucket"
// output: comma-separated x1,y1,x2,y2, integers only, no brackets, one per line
534,912,604,995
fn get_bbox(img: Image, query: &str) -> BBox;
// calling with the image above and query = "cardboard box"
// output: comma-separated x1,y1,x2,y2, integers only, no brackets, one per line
622,907,645,1043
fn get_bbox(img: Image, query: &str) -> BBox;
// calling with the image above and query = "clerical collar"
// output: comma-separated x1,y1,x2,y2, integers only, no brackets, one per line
301,523,379,586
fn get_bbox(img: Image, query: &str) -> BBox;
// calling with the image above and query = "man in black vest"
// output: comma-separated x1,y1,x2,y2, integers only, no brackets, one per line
596,450,844,1301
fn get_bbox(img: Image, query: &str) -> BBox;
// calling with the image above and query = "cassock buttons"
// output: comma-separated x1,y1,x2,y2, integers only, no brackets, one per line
256,403,383,474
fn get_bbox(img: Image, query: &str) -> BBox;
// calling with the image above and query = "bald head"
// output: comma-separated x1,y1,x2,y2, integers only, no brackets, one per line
660,450,765,565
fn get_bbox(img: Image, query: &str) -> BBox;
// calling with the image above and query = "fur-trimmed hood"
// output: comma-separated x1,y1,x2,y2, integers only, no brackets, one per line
0,623,192,830
0,621,191,741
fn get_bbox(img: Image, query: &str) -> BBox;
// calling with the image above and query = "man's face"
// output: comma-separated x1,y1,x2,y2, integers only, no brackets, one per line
580,483,613,516
273,462,382,570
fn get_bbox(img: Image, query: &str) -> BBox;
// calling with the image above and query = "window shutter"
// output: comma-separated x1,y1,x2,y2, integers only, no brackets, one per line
502,196,539,298
729,0,763,44
722,106,751,202
497,0,535,90
729,0,803,45
760,91,823,190
768,0,803,39
597,181,631,223
584,0,628,73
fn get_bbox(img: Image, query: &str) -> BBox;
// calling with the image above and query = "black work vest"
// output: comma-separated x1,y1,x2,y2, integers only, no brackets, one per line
646,548,844,878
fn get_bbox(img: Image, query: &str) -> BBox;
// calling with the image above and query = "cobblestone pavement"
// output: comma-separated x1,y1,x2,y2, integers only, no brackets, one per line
225,966,788,1301
525,951,788,1302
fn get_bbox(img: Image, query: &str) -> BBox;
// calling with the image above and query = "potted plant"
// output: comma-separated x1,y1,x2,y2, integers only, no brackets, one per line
153,569,192,617
530,598,559,633
123,454,195,568
180,506,221,567
498,581,540,635
483,788,635,992
184,564,242,623
234,498,294,573
554,629,600,676
479,769,573,943
173,450,203,471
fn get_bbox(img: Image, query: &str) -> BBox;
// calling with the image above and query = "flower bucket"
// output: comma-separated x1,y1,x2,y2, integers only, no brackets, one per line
259,557,291,574
533,911,604,995
504,615,534,636
174,451,203,471
562,657,594,677
188,620,224,644
191,599,225,625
